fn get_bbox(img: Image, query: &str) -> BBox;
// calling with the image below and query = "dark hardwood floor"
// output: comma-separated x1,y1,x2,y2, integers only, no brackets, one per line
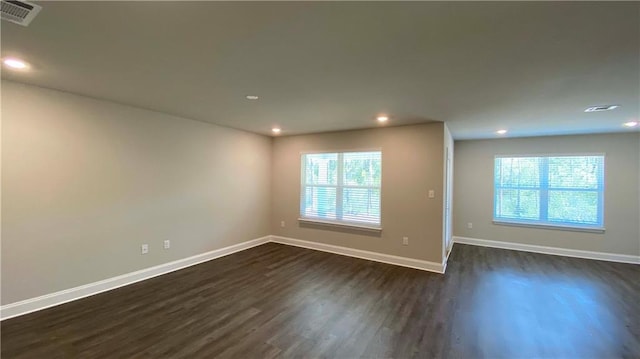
2,243,639,358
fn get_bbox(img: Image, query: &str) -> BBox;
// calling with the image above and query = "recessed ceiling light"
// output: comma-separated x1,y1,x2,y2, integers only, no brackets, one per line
376,115,389,123
272,127,281,134
246,95,259,100
623,121,638,128
584,105,619,112
2,57,29,70
496,129,508,135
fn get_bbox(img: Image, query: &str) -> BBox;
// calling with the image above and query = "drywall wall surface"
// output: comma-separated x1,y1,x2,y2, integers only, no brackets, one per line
272,123,445,263
454,133,640,256
1,81,272,304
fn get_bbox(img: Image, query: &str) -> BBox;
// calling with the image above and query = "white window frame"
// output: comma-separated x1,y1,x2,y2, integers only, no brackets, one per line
299,149,382,231
493,153,605,232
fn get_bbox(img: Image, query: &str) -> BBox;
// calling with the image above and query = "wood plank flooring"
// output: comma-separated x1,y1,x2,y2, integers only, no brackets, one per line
2,243,639,358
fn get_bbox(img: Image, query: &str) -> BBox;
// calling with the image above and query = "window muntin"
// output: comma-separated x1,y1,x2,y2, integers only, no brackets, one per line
494,155,604,229
301,151,381,228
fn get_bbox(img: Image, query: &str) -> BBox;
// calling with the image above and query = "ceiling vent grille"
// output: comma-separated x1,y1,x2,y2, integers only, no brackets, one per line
1,0,41,26
584,105,619,113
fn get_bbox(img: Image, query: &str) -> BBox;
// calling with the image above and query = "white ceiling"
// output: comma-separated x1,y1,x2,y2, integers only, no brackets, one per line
1,1,638,139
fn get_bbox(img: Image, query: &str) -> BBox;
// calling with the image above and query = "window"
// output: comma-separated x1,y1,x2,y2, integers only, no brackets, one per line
494,155,604,230
300,151,381,229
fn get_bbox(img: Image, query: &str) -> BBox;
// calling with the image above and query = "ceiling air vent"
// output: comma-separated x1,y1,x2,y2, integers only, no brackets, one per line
584,105,619,113
1,0,41,26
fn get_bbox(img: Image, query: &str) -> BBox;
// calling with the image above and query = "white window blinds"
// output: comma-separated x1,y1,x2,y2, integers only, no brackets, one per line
301,151,381,227
494,155,604,229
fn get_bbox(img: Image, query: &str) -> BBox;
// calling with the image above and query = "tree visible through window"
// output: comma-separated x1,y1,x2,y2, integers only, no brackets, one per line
494,155,604,229
301,151,381,227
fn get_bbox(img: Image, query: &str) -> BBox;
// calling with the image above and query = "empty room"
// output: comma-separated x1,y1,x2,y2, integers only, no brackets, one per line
1,1,639,358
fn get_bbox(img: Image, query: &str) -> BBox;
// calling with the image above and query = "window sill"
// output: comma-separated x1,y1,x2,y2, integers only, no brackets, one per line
493,220,605,233
298,218,382,232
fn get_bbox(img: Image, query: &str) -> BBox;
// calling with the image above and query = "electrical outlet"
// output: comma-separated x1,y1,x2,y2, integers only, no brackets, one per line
402,237,409,245
280,220,285,228
467,222,473,229
164,240,170,249
141,244,149,254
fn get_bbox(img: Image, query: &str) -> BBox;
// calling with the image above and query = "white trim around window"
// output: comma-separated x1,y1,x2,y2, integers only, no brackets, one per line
493,154,605,232
300,150,382,230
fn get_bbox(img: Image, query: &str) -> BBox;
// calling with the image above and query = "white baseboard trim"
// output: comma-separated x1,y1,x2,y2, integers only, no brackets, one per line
4,233,634,321
0,236,271,321
453,236,640,265
2,235,448,321
271,235,446,274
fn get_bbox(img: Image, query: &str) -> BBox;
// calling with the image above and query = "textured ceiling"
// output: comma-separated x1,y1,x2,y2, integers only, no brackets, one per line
1,1,638,138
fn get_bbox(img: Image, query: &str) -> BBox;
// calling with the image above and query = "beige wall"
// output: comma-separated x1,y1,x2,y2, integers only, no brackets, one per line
7,79,634,307
271,123,445,263
1,81,272,304
453,133,640,256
